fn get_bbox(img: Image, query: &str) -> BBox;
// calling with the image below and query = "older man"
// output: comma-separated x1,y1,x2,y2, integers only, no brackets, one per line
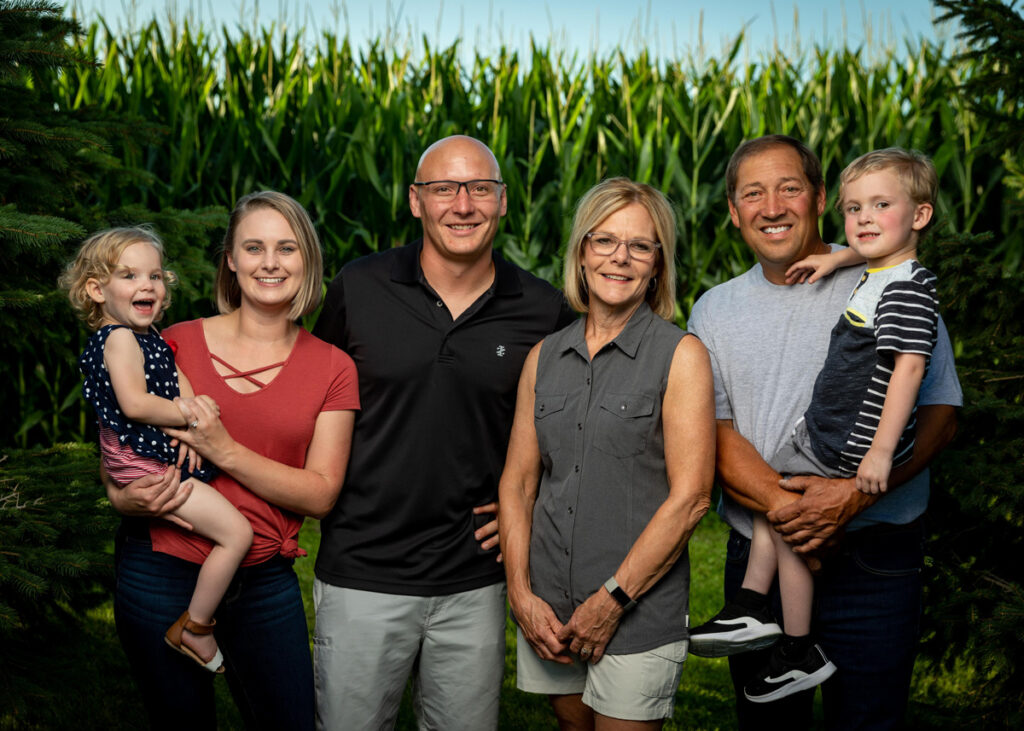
312,135,574,730
688,135,961,729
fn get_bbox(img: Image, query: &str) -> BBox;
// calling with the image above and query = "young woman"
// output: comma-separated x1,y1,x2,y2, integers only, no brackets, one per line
105,192,358,729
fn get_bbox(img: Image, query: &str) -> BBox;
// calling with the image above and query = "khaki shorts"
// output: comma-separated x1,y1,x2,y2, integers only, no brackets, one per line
515,627,688,721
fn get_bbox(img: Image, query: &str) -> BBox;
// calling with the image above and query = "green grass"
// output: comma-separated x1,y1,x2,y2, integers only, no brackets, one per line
1,512,731,729
5,509,957,729
300,509,736,730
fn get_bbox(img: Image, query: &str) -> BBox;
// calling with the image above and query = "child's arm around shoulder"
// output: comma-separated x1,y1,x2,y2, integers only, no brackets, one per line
857,352,927,494
786,246,866,285
104,327,188,427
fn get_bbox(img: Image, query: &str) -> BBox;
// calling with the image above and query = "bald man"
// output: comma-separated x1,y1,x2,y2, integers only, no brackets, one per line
312,136,574,729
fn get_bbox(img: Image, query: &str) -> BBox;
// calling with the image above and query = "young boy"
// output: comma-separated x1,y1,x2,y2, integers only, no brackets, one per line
689,148,940,703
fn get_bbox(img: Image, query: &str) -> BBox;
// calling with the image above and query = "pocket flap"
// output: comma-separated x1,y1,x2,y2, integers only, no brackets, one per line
535,393,567,419
599,392,655,419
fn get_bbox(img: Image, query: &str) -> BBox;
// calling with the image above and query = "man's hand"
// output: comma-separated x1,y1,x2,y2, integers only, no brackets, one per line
768,474,876,553
473,502,502,562
105,466,194,530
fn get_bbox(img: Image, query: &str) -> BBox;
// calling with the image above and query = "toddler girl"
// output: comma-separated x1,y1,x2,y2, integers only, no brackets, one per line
62,227,252,673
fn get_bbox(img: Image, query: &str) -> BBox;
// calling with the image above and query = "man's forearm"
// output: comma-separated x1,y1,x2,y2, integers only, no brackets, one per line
716,420,797,515
888,404,958,488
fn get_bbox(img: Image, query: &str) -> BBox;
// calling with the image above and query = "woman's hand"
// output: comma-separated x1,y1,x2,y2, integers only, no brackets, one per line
511,591,571,664
103,464,194,530
555,588,624,664
165,395,236,465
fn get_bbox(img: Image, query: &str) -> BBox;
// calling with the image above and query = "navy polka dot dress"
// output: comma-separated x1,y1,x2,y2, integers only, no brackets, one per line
79,324,217,482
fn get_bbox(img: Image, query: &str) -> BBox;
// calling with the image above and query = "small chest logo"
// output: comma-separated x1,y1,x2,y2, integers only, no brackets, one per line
495,345,506,357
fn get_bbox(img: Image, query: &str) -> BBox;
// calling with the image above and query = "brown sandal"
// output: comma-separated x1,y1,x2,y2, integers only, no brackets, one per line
164,610,225,674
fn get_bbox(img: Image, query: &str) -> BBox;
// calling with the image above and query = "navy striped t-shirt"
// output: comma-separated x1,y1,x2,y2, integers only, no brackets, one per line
804,259,939,475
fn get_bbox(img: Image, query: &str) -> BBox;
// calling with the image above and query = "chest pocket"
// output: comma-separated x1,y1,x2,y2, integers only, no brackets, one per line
535,393,568,458
594,392,655,458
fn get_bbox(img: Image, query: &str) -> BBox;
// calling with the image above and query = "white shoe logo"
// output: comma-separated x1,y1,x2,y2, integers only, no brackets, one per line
763,669,805,685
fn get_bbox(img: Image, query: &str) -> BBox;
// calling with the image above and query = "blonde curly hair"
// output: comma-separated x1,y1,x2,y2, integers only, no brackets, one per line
60,226,176,330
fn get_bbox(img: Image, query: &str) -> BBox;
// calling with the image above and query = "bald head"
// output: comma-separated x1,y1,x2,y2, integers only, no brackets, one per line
415,135,501,182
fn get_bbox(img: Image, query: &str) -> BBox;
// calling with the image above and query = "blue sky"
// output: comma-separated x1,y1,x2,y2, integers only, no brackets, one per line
69,1,956,58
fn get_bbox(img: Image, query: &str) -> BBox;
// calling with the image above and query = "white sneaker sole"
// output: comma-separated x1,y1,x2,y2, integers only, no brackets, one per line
744,659,838,703
688,622,783,658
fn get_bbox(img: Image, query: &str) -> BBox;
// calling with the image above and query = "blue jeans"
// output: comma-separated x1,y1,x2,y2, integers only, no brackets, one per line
114,528,314,730
724,520,924,731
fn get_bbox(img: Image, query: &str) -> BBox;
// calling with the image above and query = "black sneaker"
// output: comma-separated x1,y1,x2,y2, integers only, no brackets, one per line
744,642,837,703
688,602,782,657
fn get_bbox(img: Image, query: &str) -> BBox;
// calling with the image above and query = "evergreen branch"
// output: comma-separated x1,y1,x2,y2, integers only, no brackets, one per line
2,121,107,152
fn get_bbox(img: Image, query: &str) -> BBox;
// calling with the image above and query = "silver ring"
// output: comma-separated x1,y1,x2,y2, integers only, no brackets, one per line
580,647,592,656
190,420,199,429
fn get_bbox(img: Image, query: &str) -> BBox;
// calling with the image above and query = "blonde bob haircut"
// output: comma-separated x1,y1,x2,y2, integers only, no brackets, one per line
563,177,678,320
215,191,324,319
838,148,938,233
60,225,176,330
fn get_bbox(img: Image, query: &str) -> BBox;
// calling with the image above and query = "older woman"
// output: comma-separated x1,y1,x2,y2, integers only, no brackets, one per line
500,178,714,728
105,191,358,730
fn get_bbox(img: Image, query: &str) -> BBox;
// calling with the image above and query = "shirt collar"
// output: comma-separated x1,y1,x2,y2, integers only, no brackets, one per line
563,302,655,361
390,239,524,297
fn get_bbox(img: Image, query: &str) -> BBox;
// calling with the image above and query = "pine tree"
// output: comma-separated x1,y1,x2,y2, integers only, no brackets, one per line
935,0,1024,231
922,1,1024,724
0,0,226,449
0,2,225,719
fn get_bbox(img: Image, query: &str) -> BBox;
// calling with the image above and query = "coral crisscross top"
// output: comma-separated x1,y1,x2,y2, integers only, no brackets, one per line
149,319,359,566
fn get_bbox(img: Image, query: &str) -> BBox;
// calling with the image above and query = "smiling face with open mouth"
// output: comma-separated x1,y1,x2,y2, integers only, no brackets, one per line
88,241,168,333
728,144,828,283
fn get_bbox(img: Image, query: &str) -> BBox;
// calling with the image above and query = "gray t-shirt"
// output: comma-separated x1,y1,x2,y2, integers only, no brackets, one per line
687,246,962,537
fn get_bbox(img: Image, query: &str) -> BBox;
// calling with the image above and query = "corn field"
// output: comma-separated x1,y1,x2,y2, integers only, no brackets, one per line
9,18,1016,449
61,19,1015,288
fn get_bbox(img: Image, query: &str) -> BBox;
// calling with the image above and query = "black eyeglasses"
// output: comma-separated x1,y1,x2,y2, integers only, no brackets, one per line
584,232,662,261
412,179,505,200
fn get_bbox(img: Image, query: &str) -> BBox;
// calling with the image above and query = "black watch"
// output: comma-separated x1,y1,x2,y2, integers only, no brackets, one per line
604,576,637,611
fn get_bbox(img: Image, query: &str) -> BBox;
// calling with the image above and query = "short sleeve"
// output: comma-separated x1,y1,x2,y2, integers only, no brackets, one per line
313,272,347,348
919,316,963,407
323,347,360,412
688,295,733,421
874,277,939,357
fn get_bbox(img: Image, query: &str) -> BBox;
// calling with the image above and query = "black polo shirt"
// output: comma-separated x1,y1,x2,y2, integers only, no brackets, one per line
313,240,575,595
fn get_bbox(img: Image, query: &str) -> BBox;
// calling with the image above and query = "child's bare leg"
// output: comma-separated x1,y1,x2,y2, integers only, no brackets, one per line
170,479,253,661
741,513,779,595
770,527,813,636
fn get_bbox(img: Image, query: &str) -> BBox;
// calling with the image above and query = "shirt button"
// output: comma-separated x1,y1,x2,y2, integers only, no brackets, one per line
539,405,545,412
586,378,591,385
574,465,579,473
564,548,570,556
567,506,573,514
620,404,627,411
563,590,569,599
577,423,582,430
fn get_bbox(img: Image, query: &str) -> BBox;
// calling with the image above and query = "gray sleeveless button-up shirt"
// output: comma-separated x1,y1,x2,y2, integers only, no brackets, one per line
530,303,690,654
